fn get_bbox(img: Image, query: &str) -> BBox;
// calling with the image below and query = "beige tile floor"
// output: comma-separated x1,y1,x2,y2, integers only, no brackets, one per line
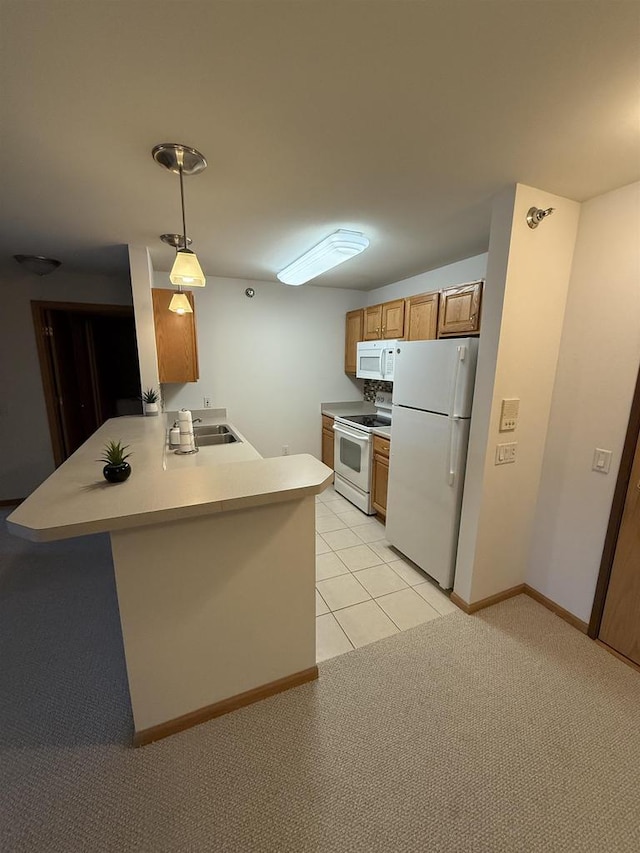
315,484,460,662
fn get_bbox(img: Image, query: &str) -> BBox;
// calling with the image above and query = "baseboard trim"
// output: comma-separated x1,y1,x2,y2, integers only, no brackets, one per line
523,584,588,634
0,498,24,507
451,583,589,635
450,584,525,614
595,640,640,674
133,665,319,747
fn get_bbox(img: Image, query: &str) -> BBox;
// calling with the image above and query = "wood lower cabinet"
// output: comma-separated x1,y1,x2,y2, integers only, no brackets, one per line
405,291,439,340
438,281,482,337
321,415,334,469
345,309,364,374
371,434,391,518
152,288,199,383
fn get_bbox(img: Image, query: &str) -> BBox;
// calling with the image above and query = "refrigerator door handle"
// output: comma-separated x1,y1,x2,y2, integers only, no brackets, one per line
448,344,466,417
448,415,462,485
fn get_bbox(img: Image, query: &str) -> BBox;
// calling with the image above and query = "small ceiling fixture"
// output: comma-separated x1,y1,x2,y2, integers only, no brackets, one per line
13,254,61,276
277,229,370,286
159,235,194,314
152,143,207,287
526,206,555,229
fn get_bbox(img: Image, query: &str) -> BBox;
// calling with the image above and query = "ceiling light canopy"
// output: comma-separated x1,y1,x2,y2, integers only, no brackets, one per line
277,229,370,286
153,143,207,287
168,292,193,315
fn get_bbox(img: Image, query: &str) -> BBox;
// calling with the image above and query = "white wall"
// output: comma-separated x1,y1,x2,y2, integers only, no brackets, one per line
0,267,133,500
455,184,581,604
527,181,640,623
154,274,363,458
366,254,487,305
129,246,159,393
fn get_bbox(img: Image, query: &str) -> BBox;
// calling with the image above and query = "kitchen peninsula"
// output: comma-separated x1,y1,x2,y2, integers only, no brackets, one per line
7,414,333,745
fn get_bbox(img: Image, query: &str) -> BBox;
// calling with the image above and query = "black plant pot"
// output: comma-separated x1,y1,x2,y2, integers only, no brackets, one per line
103,462,132,483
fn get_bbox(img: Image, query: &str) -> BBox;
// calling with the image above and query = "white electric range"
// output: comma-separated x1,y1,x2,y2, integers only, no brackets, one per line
333,394,392,514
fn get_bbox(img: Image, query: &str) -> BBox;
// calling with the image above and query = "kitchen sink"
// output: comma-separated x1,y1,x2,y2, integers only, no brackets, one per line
196,433,238,446
193,424,231,436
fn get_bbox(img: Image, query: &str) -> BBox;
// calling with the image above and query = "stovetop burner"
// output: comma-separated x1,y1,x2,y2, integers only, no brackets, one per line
340,414,391,428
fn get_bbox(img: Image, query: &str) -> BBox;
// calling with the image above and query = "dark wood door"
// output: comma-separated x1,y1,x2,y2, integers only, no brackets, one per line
46,310,101,458
599,432,640,666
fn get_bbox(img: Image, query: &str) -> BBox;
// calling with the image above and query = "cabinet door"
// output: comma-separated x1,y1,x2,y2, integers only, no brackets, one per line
364,305,383,340
381,299,405,339
321,416,334,469
406,292,439,340
344,309,364,374
152,289,199,383
371,453,390,517
437,281,482,338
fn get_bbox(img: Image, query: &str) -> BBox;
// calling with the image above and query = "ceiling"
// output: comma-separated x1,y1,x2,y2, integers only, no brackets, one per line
1,1,639,291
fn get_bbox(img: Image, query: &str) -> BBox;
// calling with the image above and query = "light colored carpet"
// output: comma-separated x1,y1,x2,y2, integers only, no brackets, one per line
1,511,640,852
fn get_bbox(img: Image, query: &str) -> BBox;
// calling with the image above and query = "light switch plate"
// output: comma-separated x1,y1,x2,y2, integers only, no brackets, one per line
495,442,517,465
592,448,612,474
499,398,520,432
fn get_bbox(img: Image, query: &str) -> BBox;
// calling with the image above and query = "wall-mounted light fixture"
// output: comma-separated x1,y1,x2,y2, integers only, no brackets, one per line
277,229,370,286
526,206,555,229
153,143,207,287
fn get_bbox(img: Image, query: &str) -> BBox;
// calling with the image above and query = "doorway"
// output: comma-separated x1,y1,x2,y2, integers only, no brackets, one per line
589,365,640,670
32,301,142,466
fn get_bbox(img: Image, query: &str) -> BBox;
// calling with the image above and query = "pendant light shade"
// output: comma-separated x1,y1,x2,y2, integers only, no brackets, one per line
170,248,206,287
168,292,193,315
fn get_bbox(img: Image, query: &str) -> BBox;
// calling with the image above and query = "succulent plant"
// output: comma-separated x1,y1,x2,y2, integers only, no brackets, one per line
98,440,131,466
142,387,160,404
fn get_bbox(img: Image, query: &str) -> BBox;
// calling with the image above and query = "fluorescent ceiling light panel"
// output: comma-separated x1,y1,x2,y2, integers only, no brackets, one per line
277,229,370,285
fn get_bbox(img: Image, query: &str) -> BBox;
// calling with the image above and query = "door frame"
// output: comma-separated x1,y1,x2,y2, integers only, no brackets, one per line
588,364,640,638
31,301,136,467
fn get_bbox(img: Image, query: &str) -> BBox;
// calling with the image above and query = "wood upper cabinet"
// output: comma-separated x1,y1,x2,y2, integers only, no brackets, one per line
151,288,199,383
371,434,391,518
364,304,383,340
405,291,439,340
321,415,334,469
381,299,405,339
437,281,482,338
364,300,405,340
345,309,364,374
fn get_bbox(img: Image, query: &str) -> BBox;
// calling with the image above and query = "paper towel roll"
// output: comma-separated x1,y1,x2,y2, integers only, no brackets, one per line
178,410,193,436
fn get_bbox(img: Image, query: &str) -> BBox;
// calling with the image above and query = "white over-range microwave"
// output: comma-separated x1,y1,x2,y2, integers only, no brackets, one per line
356,340,398,381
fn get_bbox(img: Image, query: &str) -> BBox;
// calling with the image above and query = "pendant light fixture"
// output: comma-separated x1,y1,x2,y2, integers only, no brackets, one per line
160,234,194,314
152,143,207,287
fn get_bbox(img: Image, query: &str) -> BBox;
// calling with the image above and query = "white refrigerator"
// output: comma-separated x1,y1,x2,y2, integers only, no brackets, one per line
385,338,479,589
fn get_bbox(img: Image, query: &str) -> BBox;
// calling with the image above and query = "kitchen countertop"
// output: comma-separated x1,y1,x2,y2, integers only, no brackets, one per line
321,400,377,419
7,414,332,542
372,426,392,439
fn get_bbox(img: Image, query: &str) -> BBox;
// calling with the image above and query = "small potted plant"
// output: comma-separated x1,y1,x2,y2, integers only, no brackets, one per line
142,387,160,416
98,440,132,483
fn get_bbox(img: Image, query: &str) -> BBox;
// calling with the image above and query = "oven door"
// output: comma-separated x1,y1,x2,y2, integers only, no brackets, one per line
333,422,372,493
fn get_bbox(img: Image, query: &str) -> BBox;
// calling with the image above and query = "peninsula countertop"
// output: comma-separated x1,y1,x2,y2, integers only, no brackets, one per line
7,415,332,543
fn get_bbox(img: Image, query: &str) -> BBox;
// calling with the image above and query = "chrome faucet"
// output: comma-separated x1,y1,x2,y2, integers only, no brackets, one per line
173,417,202,427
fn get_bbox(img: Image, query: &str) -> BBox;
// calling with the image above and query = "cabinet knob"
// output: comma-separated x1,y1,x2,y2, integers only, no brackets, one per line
382,326,386,336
